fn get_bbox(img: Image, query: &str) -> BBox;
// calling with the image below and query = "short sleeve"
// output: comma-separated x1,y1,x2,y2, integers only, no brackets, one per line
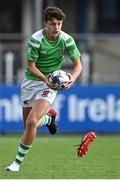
66,37,81,61
26,37,40,61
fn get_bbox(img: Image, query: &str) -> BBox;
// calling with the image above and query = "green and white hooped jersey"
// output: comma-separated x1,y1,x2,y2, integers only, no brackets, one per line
25,29,81,80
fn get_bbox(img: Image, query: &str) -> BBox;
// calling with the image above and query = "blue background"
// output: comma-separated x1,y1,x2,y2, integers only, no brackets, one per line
0,85,120,133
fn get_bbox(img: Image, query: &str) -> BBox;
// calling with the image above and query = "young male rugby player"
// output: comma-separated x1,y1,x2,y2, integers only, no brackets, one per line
6,6,89,172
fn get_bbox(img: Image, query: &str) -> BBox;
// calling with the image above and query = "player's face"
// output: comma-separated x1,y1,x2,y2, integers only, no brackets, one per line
44,19,63,40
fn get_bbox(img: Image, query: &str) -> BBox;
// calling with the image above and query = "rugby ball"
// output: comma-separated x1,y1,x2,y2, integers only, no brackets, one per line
49,70,69,89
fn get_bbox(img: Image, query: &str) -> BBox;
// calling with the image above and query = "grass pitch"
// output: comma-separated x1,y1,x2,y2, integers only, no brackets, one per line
0,134,120,179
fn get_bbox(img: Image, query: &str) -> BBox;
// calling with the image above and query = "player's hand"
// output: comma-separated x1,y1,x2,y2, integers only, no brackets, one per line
45,74,58,90
61,73,74,90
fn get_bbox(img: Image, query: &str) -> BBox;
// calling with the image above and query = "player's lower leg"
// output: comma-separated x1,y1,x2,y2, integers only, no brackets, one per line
37,108,58,135
6,122,36,172
6,109,57,172
6,142,31,172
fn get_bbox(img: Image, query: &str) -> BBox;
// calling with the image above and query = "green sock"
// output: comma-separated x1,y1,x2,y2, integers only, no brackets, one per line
41,115,52,126
15,142,31,164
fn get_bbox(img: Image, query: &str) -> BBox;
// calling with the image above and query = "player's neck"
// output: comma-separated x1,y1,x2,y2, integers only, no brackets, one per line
44,29,59,41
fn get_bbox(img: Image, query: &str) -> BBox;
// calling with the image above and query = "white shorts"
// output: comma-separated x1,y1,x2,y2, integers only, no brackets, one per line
21,78,57,107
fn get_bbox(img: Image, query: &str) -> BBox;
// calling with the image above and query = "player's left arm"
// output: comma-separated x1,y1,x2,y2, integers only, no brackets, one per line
65,58,82,89
62,35,82,89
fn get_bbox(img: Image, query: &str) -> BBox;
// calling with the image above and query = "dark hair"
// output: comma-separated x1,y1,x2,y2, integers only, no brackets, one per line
43,6,65,22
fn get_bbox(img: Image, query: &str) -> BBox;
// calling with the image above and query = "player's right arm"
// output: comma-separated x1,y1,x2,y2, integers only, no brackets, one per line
27,61,47,82
27,61,57,89
26,37,54,88
26,39,48,82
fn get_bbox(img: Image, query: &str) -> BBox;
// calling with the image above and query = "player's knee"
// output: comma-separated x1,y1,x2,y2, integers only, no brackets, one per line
26,119,37,129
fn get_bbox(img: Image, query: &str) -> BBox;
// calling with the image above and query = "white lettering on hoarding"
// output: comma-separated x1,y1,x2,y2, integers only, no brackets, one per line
0,95,22,122
0,93,120,123
68,95,89,122
68,94,120,122
88,99,106,122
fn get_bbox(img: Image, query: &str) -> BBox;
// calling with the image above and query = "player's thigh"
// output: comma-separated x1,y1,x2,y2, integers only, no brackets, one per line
26,99,50,125
22,107,32,127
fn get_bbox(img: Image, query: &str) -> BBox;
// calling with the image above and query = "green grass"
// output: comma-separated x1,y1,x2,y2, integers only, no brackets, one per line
0,134,120,179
